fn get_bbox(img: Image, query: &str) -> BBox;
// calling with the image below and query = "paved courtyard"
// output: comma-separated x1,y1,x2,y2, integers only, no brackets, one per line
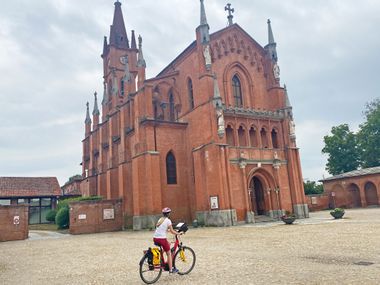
1,208,379,285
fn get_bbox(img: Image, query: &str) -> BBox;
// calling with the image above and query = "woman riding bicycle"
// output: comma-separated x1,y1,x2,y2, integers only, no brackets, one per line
153,207,181,274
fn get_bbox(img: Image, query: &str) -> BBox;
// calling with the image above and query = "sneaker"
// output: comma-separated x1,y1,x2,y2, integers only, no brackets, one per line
169,267,179,274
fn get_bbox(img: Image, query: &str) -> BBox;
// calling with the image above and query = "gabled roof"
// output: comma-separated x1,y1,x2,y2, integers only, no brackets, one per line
156,23,265,78
320,166,380,182
0,177,62,198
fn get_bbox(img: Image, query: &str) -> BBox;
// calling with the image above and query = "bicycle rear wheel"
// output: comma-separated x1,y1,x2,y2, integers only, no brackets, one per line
139,255,162,284
173,246,196,275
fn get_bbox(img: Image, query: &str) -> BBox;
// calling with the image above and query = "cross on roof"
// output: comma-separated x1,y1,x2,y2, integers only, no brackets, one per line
225,3,234,26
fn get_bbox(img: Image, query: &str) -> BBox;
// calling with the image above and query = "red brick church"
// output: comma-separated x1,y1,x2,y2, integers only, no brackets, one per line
80,0,309,229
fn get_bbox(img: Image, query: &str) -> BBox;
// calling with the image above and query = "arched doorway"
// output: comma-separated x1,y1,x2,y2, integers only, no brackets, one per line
365,182,379,206
331,184,344,208
347,183,361,208
249,177,266,215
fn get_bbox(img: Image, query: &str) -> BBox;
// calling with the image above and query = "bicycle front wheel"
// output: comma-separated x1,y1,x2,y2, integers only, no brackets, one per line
139,255,162,284
173,246,196,275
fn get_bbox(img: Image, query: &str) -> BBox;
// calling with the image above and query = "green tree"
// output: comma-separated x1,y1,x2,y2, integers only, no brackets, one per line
304,180,324,195
322,124,360,175
357,98,380,168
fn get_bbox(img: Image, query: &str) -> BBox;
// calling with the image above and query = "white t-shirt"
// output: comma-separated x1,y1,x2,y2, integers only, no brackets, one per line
153,217,172,238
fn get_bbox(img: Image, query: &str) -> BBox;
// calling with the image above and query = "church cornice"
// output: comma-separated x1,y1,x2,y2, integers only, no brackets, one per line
223,106,285,120
139,117,188,128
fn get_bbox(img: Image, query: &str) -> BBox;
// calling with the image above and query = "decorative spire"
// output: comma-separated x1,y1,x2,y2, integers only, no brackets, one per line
267,19,275,44
92,92,100,116
200,0,208,26
101,82,108,105
131,30,137,49
225,3,234,26
85,102,92,124
137,35,146,68
265,19,278,63
284,84,291,108
102,36,108,56
109,1,130,49
198,0,210,44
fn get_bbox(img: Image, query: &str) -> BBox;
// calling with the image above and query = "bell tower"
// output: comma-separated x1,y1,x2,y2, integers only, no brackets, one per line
101,1,139,120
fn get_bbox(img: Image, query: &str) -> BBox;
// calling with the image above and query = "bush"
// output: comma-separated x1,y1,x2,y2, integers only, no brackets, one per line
55,207,70,229
45,209,57,223
330,208,345,219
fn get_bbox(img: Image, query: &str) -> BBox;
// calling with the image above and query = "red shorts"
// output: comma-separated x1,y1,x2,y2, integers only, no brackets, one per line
153,238,170,252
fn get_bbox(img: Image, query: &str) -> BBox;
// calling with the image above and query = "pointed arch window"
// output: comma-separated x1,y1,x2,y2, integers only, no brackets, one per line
271,129,279,149
238,126,247,146
120,79,125,96
260,128,268,148
166,151,177,184
226,125,235,145
188,78,194,110
169,91,175,121
232,75,243,107
249,127,258,147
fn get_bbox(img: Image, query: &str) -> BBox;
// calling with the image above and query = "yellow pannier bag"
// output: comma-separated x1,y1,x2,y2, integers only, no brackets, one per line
152,247,160,265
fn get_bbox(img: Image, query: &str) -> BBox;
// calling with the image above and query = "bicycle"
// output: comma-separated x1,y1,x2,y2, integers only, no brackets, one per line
139,223,196,284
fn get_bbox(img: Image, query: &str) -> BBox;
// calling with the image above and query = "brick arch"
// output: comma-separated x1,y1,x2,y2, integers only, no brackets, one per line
364,181,378,206
247,167,277,215
247,167,277,190
223,61,254,107
154,81,182,105
331,183,345,208
346,183,361,208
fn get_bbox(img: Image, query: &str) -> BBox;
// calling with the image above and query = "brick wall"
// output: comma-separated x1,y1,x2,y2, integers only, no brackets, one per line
69,199,123,235
306,194,330,212
0,205,29,242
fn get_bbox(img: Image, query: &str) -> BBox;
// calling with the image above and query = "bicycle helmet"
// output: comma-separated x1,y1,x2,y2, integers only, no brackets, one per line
162,207,172,214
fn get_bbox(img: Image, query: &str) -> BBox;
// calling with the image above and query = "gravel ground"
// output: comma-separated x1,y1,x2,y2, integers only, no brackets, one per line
1,208,380,285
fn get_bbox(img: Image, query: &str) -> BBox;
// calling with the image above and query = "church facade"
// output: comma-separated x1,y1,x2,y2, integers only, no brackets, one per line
81,0,309,229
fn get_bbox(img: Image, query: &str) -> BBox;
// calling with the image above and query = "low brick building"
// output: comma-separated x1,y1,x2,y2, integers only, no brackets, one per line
61,175,82,198
0,177,61,224
321,167,380,209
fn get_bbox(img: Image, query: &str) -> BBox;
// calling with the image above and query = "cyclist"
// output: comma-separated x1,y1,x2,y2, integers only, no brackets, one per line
153,207,180,274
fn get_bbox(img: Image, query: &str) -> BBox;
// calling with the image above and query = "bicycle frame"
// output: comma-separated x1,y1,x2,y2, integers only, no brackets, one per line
154,234,182,270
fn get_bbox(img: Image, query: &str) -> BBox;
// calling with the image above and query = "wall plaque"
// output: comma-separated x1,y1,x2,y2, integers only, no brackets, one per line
13,216,20,225
210,196,219,210
103,208,115,220
78,214,87,220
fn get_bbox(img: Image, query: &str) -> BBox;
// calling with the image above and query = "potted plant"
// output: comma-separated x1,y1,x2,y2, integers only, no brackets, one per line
281,211,296,224
330,208,345,219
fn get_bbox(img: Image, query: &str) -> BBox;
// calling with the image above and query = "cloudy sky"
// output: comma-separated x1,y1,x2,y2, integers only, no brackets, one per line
1,0,379,185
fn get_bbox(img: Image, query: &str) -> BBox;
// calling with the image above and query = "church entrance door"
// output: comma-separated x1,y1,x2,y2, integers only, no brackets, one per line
250,177,266,215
